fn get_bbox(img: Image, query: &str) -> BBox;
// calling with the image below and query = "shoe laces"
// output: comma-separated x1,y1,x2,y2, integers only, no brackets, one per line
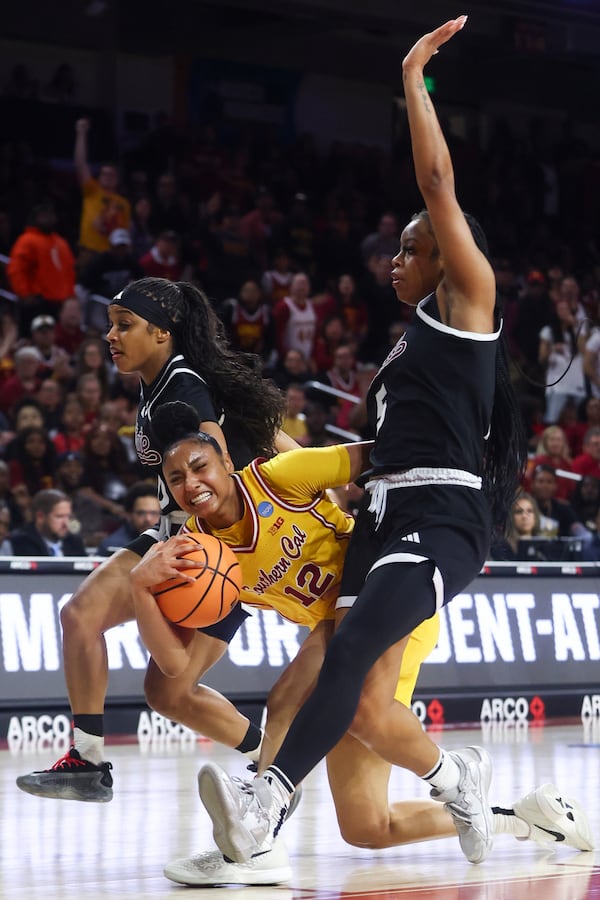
230,776,270,822
49,750,86,771
445,762,482,821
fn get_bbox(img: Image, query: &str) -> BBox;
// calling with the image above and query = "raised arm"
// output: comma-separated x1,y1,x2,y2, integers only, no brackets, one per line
74,118,92,186
402,17,496,330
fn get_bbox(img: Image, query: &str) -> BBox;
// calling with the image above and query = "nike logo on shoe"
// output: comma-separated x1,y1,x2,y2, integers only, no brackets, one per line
535,825,566,842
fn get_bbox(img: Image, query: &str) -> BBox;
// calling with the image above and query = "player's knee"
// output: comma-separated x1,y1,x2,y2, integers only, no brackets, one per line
60,591,92,636
144,670,182,717
347,692,385,744
339,815,389,849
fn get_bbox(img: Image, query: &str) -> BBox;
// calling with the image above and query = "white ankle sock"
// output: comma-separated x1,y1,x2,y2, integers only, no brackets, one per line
422,750,460,794
493,809,530,839
73,727,104,765
263,766,294,811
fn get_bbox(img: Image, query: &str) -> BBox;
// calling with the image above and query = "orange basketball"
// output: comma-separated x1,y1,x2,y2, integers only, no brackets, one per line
152,533,242,628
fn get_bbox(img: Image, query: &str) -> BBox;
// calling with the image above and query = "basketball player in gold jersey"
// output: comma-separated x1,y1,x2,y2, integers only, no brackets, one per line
128,401,592,886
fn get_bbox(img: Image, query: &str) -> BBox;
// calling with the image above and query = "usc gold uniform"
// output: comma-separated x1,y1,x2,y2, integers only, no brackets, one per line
182,444,439,704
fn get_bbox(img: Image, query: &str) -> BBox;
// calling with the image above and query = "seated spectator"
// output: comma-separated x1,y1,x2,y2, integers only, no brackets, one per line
313,314,346,373
219,279,275,359
281,383,308,444
29,314,74,384
319,343,363,433
538,297,588,425
75,372,104,427
35,378,65,435
261,247,294,307
130,194,155,260
78,229,143,298
524,425,574,500
3,398,46,461
240,187,284,270
571,426,600,481
8,488,86,557
360,211,399,265
569,475,600,534
52,397,87,456
54,297,86,358
80,420,131,509
96,481,160,556
0,460,25,528
206,205,257,298
8,397,45,435
299,396,336,448
582,508,600,562
334,273,369,349
69,337,113,400
489,492,543,560
564,397,600,458
149,172,191,237
267,347,312,391
529,464,588,538
0,500,12,554
0,346,44,419
7,425,56,496
53,450,117,549
97,400,139,467
139,230,182,281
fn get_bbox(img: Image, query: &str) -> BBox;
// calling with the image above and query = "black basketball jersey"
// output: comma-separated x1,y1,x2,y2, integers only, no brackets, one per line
135,354,255,516
367,294,499,476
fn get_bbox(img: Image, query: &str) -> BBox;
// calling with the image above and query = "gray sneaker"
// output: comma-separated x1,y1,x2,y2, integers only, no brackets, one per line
16,748,113,802
431,746,493,864
198,763,288,864
513,783,594,851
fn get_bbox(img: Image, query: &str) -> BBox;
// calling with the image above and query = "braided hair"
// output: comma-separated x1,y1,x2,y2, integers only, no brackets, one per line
151,400,224,459
117,277,284,456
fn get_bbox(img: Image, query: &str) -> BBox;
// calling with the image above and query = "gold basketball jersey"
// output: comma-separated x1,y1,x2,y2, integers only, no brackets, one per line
183,446,354,629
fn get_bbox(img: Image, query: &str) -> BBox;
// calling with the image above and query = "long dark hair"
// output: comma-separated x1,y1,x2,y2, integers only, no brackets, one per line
118,278,284,456
415,210,528,531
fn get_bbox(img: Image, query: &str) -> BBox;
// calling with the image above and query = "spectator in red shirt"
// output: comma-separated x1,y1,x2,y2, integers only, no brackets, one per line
571,426,600,481
139,231,182,281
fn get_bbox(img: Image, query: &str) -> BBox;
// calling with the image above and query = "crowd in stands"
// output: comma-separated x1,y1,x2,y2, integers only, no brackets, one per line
0,80,599,558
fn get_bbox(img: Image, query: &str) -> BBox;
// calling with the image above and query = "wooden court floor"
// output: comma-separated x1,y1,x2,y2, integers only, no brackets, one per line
1,720,599,899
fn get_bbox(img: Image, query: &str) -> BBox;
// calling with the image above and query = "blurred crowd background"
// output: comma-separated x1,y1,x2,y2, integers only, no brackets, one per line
0,0,599,561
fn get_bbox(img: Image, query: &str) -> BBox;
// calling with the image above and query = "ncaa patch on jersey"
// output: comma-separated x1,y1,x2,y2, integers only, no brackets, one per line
257,501,274,517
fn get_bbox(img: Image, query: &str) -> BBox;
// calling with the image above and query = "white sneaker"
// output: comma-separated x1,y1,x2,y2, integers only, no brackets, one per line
198,763,288,864
163,840,292,885
513,783,594,851
431,746,493,865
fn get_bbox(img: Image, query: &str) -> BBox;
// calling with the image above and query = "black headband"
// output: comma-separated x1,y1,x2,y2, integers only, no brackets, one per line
110,286,177,332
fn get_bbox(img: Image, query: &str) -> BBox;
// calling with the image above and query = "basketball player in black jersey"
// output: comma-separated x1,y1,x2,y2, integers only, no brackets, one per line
17,277,290,802
198,17,528,868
